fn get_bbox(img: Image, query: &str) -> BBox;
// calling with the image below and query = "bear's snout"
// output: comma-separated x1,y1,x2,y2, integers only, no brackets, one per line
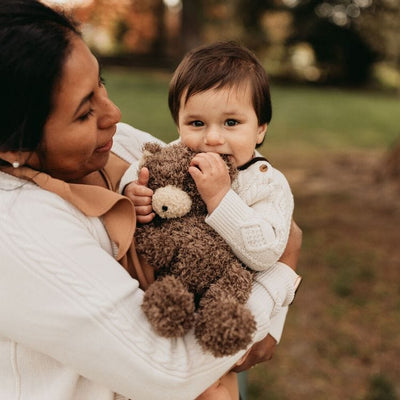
152,185,192,219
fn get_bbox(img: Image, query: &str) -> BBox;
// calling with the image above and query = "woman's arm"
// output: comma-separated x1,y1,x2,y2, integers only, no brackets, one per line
112,122,165,165
112,122,165,194
0,184,299,400
232,220,302,372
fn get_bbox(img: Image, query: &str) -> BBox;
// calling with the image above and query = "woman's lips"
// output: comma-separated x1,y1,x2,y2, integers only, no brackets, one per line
95,138,113,153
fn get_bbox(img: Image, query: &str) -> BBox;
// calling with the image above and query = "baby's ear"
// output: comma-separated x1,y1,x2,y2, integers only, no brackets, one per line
142,142,162,154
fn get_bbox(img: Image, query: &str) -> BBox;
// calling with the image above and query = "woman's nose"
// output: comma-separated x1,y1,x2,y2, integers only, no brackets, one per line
204,128,224,145
98,94,121,129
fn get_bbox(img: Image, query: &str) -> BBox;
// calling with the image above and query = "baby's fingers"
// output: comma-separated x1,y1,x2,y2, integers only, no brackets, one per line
137,167,150,186
124,182,153,199
136,210,155,224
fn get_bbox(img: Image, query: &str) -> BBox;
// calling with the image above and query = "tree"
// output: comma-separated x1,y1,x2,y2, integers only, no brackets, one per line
73,0,166,55
355,0,400,68
235,0,276,49
181,0,204,53
288,0,376,85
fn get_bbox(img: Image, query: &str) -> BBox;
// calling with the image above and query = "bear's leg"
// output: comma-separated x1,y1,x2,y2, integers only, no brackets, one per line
142,275,195,337
212,263,254,304
194,282,256,357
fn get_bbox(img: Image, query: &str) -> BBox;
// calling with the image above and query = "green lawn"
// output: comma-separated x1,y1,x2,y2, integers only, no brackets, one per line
104,66,400,150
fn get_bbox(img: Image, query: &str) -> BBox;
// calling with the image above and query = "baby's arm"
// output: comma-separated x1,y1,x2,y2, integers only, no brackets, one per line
123,167,155,224
204,160,294,271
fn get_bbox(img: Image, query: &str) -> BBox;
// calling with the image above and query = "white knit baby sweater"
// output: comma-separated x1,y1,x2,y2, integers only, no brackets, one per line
206,158,294,271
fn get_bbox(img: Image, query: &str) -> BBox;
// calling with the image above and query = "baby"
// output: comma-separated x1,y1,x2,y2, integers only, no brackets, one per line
125,41,296,400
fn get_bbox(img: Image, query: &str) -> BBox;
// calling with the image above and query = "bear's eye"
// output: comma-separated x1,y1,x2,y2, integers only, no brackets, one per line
162,205,168,212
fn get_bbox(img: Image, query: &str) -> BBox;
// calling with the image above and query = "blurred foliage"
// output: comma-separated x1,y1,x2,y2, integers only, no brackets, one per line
68,0,400,88
355,0,400,67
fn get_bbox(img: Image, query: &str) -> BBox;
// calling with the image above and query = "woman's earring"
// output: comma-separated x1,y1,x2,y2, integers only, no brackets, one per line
12,161,20,168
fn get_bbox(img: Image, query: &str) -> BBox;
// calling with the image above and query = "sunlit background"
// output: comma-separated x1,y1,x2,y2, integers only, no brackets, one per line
43,0,400,90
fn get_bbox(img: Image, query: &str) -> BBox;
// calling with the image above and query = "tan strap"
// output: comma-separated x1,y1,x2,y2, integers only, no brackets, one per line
1,153,155,289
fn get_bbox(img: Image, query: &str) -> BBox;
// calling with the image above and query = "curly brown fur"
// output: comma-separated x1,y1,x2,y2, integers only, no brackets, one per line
142,276,195,337
135,142,256,357
195,286,257,357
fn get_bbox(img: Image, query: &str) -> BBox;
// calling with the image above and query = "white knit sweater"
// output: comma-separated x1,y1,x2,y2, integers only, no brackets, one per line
0,122,299,400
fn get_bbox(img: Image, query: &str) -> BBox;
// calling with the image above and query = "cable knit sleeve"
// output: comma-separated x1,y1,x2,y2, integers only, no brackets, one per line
267,307,288,343
205,161,294,271
0,171,299,400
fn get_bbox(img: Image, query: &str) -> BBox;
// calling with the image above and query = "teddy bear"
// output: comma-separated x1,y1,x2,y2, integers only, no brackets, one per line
134,142,256,357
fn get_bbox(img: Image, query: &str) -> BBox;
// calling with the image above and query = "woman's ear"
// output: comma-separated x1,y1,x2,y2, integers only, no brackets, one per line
256,123,268,144
0,151,23,167
0,150,39,168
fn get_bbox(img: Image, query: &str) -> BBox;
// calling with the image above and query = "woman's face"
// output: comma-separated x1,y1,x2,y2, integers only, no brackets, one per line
29,35,121,182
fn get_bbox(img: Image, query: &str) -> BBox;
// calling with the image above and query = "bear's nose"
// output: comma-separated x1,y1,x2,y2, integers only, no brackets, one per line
162,205,168,212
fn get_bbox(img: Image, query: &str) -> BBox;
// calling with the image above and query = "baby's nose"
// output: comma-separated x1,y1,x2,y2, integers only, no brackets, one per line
205,129,224,145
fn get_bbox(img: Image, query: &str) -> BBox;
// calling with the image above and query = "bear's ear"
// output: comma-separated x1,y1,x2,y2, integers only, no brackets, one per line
139,142,163,169
142,142,163,155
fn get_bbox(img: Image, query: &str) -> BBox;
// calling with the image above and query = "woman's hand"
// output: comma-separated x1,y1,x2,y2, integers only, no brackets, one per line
123,167,155,224
279,219,302,271
231,334,277,373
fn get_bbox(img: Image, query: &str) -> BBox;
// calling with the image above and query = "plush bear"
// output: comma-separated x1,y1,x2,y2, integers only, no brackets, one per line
135,142,256,357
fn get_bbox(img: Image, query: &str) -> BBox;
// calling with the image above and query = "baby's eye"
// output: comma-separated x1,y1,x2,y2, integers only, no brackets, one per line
191,120,204,127
225,119,238,127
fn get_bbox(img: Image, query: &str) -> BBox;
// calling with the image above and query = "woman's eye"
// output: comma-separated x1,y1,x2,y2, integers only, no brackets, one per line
78,108,94,122
191,120,204,127
225,119,238,127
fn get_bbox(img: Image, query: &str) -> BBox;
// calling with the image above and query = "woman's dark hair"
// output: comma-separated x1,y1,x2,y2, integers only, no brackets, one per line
168,41,272,148
0,0,80,154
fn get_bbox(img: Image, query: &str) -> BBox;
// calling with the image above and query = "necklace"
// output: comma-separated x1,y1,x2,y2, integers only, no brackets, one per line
0,169,36,191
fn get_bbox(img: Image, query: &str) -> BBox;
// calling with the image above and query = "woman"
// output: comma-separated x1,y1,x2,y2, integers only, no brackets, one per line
0,1,301,399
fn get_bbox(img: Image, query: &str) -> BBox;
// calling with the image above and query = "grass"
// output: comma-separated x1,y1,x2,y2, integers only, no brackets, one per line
365,374,398,400
103,66,400,150
325,247,375,301
270,85,400,149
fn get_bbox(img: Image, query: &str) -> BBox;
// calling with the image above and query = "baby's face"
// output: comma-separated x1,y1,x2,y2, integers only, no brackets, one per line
177,84,267,167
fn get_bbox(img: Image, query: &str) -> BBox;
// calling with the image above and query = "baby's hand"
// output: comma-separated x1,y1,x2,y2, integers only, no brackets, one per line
189,152,231,214
123,167,155,223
